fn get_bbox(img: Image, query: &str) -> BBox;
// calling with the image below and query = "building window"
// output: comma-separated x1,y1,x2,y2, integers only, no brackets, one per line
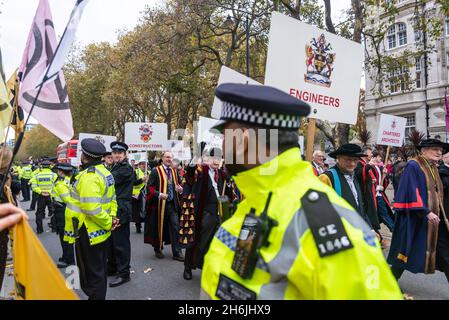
414,28,421,42
404,114,416,141
387,25,396,49
415,57,422,88
398,23,407,46
446,19,449,36
386,23,407,49
388,66,409,93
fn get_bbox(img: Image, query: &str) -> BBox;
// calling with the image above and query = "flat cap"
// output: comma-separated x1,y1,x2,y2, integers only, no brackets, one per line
81,138,106,158
110,141,128,152
55,163,75,171
212,83,310,132
41,160,51,167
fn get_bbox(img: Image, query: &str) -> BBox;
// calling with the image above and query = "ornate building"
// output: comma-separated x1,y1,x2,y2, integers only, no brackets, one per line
365,0,449,142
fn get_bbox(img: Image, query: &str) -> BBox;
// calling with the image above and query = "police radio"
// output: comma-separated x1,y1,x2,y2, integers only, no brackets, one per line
232,192,278,279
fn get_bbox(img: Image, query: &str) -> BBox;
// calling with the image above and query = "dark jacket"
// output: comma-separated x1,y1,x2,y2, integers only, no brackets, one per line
355,160,380,231
321,165,372,228
110,159,134,223
439,164,449,215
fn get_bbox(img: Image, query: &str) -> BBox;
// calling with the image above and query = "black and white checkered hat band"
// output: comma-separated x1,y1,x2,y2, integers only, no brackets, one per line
221,102,301,129
81,147,103,158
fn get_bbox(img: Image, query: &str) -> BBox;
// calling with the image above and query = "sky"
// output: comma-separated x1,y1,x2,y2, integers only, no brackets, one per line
0,0,352,136
0,0,351,76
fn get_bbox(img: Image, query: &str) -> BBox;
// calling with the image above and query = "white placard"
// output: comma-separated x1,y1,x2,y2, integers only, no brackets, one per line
167,140,191,161
173,148,192,161
211,66,262,119
125,123,168,151
128,152,148,163
265,12,363,125
197,116,223,149
77,133,117,162
376,114,407,147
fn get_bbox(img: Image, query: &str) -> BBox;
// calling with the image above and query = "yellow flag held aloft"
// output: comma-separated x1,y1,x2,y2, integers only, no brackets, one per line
0,48,13,142
12,219,78,300
6,69,24,141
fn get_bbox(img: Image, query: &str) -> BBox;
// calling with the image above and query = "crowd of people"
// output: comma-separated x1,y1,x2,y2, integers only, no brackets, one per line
1,83,449,300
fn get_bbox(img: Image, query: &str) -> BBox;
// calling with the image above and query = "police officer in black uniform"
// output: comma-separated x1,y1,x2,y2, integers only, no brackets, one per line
107,141,134,287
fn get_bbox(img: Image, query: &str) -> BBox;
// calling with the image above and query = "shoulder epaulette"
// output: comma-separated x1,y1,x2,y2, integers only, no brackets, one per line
87,167,96,173
301,189,354,258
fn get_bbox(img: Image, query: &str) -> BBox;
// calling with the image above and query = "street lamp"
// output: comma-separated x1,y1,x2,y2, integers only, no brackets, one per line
222,14,251,78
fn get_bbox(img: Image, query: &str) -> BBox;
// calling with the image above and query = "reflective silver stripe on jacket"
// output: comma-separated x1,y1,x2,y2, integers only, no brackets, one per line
215,227,269,272
259,203,375,300
71,166,113,215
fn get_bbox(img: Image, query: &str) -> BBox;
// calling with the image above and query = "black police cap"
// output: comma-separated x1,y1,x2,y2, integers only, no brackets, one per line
41,160,51,167
212,83,311,131
110,141,128,152
55,163,75,172
81,138,106,158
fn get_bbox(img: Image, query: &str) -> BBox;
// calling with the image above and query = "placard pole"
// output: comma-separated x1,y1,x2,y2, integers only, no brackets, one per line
306,118,316,162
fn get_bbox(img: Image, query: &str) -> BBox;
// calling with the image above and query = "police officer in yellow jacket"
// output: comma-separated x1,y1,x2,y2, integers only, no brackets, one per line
53,162,75,268
20,161,33,201
200,83,403,300
69,138,118,300
30,160,56,234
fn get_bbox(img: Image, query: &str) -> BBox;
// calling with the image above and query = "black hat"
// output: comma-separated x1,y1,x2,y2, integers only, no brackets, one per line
110,141,128,152
417,139,449,153
212,83,311,132
55,163,74,172
81,138,106,158
41,160,51,167
329,144,367,159
103,151,112,156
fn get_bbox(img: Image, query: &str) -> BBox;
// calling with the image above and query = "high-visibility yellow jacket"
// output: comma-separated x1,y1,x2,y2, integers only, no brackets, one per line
20,165,33,180
29,168,41,186
200,147,403,300
30,168,56,195
66,163,117,246
132,168,145,198
54,176,71,204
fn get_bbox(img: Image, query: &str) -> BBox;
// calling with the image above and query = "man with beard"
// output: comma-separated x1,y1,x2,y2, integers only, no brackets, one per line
389,139,449,286
200,83,402,299
144,152,184,261
181,148,235,280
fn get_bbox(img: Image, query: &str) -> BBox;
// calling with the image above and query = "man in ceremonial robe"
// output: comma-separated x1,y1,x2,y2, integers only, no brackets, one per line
144,152,184,261
180,148,236,280
388,139,449,283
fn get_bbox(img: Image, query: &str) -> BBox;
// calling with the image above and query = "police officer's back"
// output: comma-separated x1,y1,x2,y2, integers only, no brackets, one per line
70,138,118,300
200,84,402,300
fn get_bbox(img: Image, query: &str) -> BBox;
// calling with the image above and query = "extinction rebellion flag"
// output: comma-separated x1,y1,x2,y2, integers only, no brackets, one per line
18,0,88,142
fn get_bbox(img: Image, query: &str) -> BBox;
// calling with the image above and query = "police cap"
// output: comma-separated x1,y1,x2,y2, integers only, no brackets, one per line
55,163,75,172
110,141,128,152
41,160,51,167
81,138,106,158
212,83,310,132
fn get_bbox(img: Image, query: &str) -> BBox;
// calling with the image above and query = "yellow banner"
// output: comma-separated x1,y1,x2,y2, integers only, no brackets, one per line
12,219,78,300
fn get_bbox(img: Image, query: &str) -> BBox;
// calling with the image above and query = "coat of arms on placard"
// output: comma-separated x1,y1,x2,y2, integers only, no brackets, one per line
94,136,105,144
139,124,153,143
304,34,336,88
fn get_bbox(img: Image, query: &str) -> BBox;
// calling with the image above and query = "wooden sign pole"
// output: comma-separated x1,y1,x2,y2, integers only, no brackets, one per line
306,118,316,162
381,145,391,185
